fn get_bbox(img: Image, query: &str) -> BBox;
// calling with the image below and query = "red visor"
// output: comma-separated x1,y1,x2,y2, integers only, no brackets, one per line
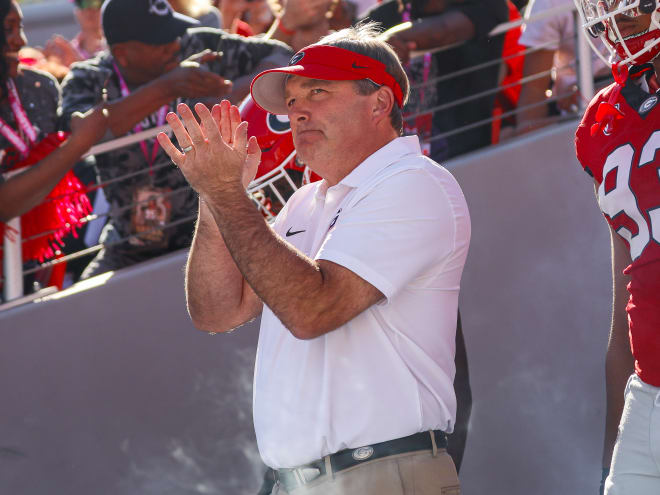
250,44,405,115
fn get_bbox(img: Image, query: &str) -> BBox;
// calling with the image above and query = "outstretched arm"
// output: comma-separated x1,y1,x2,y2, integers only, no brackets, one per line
0,106,107,222
381,10,475,64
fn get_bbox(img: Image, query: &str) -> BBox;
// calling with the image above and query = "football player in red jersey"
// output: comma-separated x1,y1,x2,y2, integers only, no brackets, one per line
574,0,660,493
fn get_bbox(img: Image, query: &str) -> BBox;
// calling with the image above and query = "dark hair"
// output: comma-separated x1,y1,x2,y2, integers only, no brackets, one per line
0,0,12,91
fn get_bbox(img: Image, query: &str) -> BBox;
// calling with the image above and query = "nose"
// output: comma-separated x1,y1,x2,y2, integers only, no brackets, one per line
288,101,309,124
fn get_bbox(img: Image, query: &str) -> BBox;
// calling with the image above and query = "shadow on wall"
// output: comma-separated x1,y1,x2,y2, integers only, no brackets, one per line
0,121,612,495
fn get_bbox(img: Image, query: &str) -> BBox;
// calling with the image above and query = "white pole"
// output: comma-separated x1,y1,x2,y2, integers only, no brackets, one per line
575,11,595,111
3,216,23,301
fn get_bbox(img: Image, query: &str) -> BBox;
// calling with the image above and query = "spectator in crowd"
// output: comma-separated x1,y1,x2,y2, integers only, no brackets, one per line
328,0,358,30
170,0,223,28
265,0,337,51
60,0,290,279
19,0,106,81
515,0,609,134
0,0,107,293
0,0,106,226
215,0,254,35
490,0,525,144
244,0,274,34
160,23,470,494
364,0,509,161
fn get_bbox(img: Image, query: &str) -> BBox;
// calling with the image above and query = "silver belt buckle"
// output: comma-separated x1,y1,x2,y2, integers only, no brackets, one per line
352,446,374,461
294,467,322,485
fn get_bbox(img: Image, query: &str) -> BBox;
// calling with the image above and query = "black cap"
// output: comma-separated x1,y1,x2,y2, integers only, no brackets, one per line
101,0,200,46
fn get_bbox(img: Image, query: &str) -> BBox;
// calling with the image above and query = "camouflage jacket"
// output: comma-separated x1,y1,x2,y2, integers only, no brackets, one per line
60,28,291,253
0,69,60,182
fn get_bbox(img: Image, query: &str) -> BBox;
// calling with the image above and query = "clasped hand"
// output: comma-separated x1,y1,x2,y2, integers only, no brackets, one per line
157,101,261,199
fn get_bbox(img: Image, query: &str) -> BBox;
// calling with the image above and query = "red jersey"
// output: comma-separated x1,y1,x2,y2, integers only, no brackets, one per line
576,75,660,387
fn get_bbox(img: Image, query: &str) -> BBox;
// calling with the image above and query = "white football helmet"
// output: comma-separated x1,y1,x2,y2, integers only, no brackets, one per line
575,0,660,66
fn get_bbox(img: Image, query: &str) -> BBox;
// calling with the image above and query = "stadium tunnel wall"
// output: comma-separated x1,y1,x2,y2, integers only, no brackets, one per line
22,1,78,48
0,120,612,494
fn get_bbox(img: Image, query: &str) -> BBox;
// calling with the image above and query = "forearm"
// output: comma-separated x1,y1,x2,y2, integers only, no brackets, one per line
0,135,91,222
105,81,173,137
400,11,475,51
602,227,634,468
603,336,634,467
186,198,262,332
205,186,329,338
602,288,634,468
515,49,555,133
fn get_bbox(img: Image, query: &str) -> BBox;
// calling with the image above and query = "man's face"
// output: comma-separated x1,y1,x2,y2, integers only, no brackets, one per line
609,12,652,40
116,39,181,83
284,76,373,177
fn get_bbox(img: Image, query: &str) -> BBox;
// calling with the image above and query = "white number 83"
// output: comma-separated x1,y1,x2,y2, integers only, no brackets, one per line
599,131,660,260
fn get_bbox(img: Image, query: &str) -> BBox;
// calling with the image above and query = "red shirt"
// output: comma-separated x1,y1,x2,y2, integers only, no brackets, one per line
576,74,660,386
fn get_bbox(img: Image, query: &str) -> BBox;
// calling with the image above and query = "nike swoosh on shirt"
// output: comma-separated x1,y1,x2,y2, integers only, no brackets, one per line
286,227,306,237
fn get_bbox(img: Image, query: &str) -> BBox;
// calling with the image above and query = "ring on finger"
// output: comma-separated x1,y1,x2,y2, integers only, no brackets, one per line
182,145,194,153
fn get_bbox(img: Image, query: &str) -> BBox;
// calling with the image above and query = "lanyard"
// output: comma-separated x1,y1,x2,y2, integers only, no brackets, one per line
113,63,168,175
0,79,38,157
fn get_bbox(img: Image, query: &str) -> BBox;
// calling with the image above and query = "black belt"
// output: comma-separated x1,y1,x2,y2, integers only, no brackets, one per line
273,430,447,492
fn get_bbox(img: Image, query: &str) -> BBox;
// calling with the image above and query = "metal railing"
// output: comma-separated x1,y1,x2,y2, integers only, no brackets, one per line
1,2,596,304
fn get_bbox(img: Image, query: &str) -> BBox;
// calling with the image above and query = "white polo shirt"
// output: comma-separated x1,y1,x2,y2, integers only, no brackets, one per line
253,136,471,469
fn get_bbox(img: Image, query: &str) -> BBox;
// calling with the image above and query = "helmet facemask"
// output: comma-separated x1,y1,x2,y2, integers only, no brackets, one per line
575,0,660,66
239,96,320,221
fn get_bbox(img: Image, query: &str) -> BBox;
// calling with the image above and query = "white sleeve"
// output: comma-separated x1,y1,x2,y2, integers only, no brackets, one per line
519,0,571,51
315,168,463,301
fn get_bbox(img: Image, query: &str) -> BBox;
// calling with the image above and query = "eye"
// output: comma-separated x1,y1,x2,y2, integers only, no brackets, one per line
311,88,325,95
287,98,295,108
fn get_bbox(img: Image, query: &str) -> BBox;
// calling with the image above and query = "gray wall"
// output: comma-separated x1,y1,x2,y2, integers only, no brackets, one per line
22,1,78,49
0,121,612,494
454,123,610,494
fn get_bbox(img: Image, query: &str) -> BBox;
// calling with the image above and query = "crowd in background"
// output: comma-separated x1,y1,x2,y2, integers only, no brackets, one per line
0,0,601,295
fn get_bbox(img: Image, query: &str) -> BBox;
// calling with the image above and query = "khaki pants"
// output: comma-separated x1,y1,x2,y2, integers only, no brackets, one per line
272,449,460,495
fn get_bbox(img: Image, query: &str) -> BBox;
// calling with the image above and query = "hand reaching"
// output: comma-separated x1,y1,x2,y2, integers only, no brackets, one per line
158,100,261,199
69,104,109,149
160,51,232,101
43,35,81,67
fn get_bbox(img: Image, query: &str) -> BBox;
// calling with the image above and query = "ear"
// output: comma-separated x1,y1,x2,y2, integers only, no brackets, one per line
372,85,395,123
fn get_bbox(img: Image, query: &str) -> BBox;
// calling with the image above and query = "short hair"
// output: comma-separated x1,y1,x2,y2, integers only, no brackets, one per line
315,22,410,135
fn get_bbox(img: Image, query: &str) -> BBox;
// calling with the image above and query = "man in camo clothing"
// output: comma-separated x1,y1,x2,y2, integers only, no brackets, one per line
61,0,291,278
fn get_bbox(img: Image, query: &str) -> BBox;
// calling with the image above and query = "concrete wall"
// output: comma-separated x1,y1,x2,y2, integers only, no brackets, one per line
22,1,78,49
0,121,613,494
453,122,610,494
